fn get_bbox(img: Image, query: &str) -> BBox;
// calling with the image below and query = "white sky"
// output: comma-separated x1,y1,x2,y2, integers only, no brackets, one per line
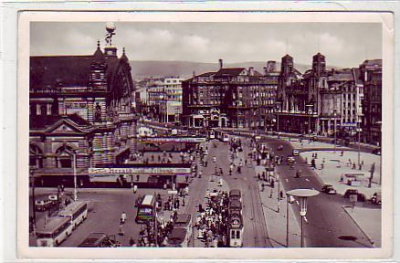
31,22,382,68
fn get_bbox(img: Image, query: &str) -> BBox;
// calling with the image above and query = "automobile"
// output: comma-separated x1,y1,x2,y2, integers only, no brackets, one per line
321,184,337,195
78,233,120,247
344,189,358,198
35,199,54,212
372,148,381,155
343,189,367,202
292,149,299,156
370,191,382,205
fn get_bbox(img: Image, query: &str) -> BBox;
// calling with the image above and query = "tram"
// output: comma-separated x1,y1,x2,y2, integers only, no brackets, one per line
227,211,244,247
227,192,244,247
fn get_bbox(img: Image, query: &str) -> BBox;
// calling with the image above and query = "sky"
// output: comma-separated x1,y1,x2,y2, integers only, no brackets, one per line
31,22,382,68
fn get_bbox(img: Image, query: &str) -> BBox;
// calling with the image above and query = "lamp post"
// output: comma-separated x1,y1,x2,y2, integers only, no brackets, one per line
333,109,337,153
286,194,295,247
276,101,282,134
73,151,78,201
286,189,319,247
30,168,36,225
306,104,313,134
357,115,362,166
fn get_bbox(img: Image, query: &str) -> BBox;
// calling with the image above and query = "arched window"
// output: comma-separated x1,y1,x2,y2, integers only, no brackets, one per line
29,144,43,168
55,145,75,168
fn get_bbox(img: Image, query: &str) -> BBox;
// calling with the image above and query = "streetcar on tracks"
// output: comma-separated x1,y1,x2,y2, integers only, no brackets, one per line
229,189,242,202
227,211,244,247
36,216,73,247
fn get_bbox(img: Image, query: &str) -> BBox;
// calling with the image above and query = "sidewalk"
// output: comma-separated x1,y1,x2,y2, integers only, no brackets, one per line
255,165,301,247
295,141,382,247
342,206,382,247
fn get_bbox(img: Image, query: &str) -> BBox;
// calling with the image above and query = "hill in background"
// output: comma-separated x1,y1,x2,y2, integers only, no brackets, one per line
130,60,313,80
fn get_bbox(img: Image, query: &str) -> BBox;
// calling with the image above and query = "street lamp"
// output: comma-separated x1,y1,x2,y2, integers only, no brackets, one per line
30,168,36,226
357,115,362,167
305,104,313,134
275,101,282,134
333,109,337,153
286,189,319,247
73,151,78,201
286,194,295,247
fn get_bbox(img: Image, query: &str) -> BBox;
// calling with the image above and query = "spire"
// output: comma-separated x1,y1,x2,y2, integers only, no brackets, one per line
120,47,129,62
93,40,105,62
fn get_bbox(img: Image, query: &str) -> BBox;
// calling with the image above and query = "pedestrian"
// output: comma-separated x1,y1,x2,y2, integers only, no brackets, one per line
133,185,138,194
279,190,284,200
261,183,264,191
119,223,125,236
270,179,275,188
129,237,135,246
120,212,127,224
218,178,223,187
219,168,223,176
136,174,140,182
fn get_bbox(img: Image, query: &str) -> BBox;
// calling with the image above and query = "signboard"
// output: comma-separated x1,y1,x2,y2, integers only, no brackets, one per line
138,137,206,143
89,167,191,175
349,194,358,203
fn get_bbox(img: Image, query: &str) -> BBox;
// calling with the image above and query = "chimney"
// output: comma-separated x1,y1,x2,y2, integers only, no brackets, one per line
219,59,223,70
249,67,254,76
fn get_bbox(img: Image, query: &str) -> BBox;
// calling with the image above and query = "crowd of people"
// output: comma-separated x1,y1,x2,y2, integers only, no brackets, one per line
195,190,230,247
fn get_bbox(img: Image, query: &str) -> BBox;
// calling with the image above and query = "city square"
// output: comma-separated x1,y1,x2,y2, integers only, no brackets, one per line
27,18,384,251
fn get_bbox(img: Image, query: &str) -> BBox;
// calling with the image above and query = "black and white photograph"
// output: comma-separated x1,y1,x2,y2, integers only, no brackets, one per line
18,11,393,260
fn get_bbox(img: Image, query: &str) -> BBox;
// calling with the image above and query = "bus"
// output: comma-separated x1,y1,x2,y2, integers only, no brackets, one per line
58,201,88,230
36,216,73,247
135,194,156,224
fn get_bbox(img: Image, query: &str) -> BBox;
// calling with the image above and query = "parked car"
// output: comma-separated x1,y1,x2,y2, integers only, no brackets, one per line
78,233,120,247
344,189,358,198
372,148,381,155
343,189,366,202
35,199,54,212
321,184,337,195
370,191,382,205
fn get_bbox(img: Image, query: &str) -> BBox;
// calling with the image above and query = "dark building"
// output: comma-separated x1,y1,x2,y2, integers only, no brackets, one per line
182,60,278,129
359,59,382,146
29,28,137,186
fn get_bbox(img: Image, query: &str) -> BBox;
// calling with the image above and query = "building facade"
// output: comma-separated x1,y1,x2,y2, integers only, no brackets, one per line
277,53,365,140
182,60,278,129
359,59,382,146
29,28,137,186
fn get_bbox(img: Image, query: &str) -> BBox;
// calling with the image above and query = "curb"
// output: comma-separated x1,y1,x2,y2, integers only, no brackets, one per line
341,205,375,247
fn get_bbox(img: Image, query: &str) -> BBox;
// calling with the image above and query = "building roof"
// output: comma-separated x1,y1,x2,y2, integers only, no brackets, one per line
197,72,216,78
30,49,120,90
327,70,354,82
214,68,246,77
30,113,92,130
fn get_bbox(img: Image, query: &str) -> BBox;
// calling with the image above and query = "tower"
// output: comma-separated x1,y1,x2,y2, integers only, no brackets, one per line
89,41,107,91
312,52,326,77
104,22,117,58
281,54,294,76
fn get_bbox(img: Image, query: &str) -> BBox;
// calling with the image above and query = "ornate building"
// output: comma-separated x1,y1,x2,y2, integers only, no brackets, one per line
277,53,364,138
29,25,137,186
182,60,278,129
